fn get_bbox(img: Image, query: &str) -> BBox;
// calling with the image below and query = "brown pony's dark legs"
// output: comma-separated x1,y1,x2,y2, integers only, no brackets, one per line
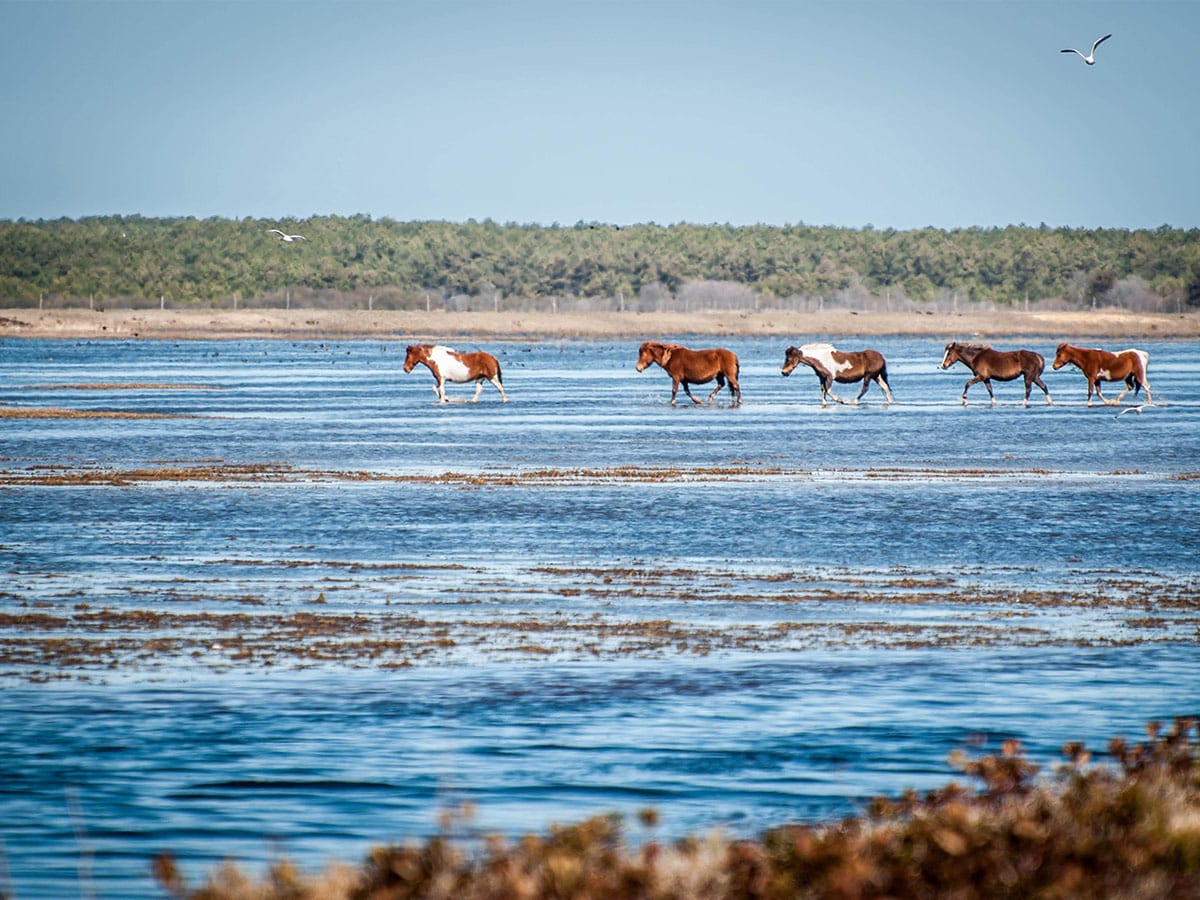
1030,374,1051,405
962,375,992,405
706,373,727,404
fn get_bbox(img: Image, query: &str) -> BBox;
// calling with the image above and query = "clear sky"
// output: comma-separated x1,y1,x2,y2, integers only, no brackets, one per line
1,0,1197,229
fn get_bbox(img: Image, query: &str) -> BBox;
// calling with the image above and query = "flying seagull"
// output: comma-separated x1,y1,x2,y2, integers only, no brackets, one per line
267,229,307,242
1061,33,1112,65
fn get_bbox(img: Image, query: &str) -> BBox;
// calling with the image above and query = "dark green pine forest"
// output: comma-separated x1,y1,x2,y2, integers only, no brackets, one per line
2,215,1199,312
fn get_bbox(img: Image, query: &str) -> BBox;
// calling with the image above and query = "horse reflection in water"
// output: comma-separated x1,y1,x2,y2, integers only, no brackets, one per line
403,344,508,403
1052,343,1152,407
781,343,894,407
940,342,1052,407
635,341,741,406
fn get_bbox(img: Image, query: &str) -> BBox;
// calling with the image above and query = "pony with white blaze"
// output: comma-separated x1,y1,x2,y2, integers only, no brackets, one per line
403,344,508,403
780,343,893,407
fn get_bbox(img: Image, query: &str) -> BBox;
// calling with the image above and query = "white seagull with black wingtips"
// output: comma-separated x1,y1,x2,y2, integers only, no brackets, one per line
1061,33,1112,65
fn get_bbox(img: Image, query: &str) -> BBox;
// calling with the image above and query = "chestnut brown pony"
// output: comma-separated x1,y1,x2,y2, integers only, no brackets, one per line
781,343,894,407
940,342,1051,407
403,344,508,403
1052,343,1151,407
635,341,741,406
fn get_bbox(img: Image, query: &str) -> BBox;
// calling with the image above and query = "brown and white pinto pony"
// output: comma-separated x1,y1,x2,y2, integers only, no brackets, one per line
403,344,508,403
940,342,1051,407
781,343,894,407
635,341,741,406
1052,343,1151,407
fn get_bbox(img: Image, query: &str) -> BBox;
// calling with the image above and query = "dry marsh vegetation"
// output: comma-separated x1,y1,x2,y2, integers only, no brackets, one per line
152,719,1200,899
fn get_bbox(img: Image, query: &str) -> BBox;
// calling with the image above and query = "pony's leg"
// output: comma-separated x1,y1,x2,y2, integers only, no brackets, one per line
877,377,894,405
961,376,983,405
1113,375,1143,406
471,379,484,402
1032,375,1052,405
706,373,725,404
682,382,702,405
1022,375,1033,407
1095,382,1118,406
434,378,448,402
853,379,871,404
490,377,508,402
670,380,684,405
715,371,741,406
983,379,996,406
1141,378,1153,406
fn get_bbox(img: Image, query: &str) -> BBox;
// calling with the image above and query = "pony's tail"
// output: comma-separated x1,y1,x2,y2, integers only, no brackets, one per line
496,362,503,385
1130,349,1149,396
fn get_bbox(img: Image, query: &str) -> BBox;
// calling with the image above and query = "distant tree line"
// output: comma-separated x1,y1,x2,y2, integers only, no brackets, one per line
2,215,1198,313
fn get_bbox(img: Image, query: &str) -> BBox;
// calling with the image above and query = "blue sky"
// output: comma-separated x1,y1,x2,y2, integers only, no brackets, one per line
1,0,1197,229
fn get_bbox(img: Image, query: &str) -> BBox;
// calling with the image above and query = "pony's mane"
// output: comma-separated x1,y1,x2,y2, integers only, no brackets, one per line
952,342,990,353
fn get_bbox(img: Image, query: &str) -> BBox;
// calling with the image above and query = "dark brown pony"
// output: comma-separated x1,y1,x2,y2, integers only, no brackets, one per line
635,341,741,406
781,342,894,407
1052,343,1152,407
403,344,508,403
940,342,1051,406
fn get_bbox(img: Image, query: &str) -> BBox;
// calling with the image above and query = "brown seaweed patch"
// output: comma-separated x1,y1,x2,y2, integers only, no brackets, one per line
0,463,1186,488
25,382,224,391
0,407,190,420
0,462,299,485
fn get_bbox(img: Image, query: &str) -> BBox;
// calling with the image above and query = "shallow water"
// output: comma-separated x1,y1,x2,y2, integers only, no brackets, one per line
1,336,1198,898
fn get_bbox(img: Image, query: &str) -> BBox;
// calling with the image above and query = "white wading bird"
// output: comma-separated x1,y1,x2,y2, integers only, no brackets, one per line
268,229,307,242
1061,33,1112,65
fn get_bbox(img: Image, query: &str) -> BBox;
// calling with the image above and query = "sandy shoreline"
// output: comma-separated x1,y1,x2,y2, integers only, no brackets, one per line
2,307,1198,341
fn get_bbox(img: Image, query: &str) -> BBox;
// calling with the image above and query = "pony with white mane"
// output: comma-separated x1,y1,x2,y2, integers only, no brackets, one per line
403,344,508,403
781,343,893,407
